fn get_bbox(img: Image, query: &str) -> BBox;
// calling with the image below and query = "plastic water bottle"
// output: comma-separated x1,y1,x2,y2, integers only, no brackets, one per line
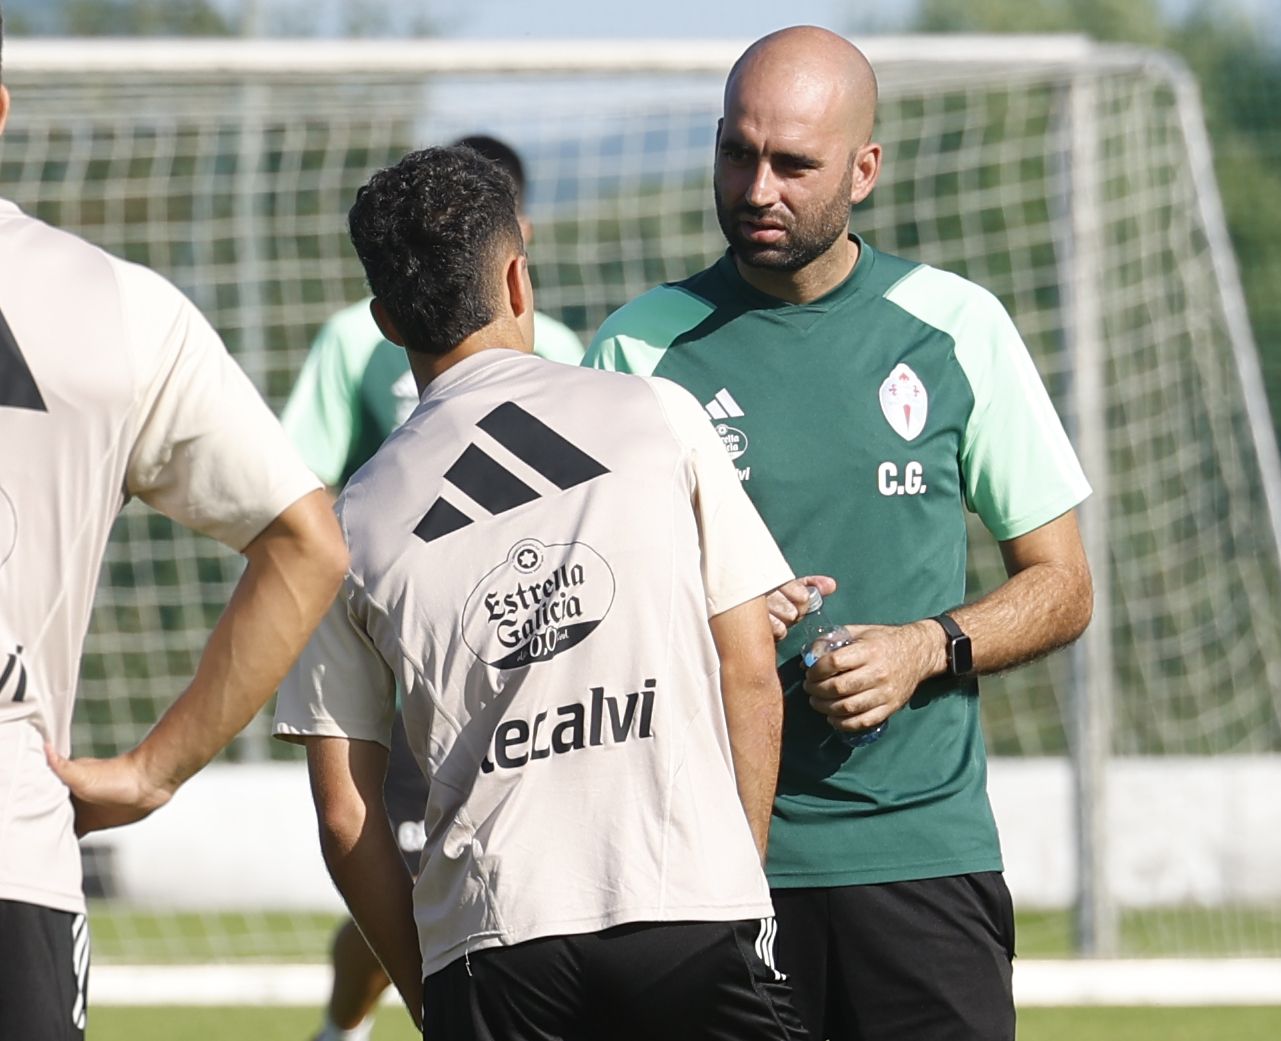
798,585,886,748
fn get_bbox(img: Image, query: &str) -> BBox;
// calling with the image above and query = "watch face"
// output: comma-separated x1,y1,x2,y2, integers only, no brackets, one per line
952,635,973,676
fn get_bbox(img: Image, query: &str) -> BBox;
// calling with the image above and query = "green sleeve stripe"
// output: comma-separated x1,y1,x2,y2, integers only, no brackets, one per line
886,266,1090,539
584,285,715,376
281,299,383,486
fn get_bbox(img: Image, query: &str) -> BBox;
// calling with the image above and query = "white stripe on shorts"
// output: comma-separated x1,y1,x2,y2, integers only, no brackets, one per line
756,916,785,981
71,912,89,1030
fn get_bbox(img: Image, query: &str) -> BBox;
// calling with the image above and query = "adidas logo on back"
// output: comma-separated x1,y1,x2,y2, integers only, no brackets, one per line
413,402,610,544
0,305,47,413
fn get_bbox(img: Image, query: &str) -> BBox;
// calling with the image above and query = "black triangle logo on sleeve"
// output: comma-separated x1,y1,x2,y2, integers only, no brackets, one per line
0,306,48,413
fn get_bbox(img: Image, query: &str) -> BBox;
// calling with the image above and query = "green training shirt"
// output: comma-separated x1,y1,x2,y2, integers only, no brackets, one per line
283,300,585,486
585,236,1090,888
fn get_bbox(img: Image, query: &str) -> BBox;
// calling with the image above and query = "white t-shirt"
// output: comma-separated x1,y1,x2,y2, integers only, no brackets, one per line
0,198,320,914
275,349,793,977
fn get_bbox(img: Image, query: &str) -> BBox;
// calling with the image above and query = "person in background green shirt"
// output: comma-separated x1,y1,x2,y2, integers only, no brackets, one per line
282,135,583,1041
283,135,584,490
585,26,1094,1041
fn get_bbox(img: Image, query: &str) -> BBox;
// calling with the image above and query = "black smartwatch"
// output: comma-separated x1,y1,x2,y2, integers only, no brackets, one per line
930,613,973,676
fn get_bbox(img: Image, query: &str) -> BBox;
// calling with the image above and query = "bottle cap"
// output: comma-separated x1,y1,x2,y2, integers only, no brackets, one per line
804,584,823,614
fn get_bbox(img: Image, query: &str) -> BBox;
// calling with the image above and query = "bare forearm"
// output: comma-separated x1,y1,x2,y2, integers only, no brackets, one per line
309,737,423,1027
722,671,782,862
804,511,1092,734
947,554,1093,676
135,491,346,794
711,597,784,862
943,511,1094,678
321,822,422,1025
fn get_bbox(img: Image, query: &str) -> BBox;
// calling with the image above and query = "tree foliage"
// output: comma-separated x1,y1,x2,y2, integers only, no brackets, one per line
62,0,233,35
920,0,1166,43
5,0,435,38
915,0,1281,437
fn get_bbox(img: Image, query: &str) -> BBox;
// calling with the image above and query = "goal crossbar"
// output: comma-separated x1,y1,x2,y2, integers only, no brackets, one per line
7,34,1110,76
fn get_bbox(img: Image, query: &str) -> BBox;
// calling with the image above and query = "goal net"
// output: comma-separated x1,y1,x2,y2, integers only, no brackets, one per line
3,36,1279,977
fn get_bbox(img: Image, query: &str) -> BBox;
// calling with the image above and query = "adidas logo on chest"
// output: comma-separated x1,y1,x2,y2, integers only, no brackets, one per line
703,388,751,481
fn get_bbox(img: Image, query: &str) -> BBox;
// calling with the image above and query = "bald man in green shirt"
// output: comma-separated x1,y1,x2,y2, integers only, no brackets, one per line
586,27,1093,1041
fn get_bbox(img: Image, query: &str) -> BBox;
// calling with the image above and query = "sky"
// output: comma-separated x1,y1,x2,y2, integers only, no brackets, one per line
273,0,1278,43
442,0,903,39
220,0,906,38
12,0,1279,43
451,0,1281,43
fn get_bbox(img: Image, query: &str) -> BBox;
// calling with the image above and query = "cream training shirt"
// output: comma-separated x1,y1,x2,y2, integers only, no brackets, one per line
275,349,793,977
0,198,320,914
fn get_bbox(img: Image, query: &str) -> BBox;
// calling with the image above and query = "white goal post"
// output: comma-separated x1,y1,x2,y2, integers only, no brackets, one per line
4,35,1281,979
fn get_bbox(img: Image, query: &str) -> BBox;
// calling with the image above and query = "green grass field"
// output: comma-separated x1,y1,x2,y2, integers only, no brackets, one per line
86,904,1281,962
88,1007,415,1041
86,1005,1281,1041
88,907,342,963
83,906,1281,1039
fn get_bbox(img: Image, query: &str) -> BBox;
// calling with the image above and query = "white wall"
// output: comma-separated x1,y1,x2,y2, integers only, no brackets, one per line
991,756,1281,907
84,762,345,911
82,756,1281,910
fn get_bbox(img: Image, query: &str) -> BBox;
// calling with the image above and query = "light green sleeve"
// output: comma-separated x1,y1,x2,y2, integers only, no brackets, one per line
531,311,585,365
280,300,381,487
583,286,714,376
886,267,1091,540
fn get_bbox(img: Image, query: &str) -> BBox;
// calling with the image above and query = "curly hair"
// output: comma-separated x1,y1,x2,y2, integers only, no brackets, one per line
348,145,524,356
454,134,526,210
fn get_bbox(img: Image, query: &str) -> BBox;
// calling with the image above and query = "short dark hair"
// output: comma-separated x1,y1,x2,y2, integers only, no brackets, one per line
452,134,526,209
348,145,524,357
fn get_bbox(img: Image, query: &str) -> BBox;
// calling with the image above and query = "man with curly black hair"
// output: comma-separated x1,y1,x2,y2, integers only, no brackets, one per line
275,145,810,1040
283,134,585,1041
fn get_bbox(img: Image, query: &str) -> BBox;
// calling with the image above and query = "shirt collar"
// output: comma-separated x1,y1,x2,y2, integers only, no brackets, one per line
418,347,532,404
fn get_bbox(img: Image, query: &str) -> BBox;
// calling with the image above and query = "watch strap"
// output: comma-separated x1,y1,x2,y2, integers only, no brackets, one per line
931,612,964,641
930,612,972,676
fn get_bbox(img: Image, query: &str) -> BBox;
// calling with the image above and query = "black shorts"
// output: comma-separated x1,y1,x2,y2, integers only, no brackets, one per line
422,918,810,1041
771,873,1016,1041
0,899,90,1041
384,709,430,874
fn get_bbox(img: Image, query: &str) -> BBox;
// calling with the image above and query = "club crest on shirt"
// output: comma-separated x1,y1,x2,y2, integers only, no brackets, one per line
462,538,616,670
879,363,928,442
